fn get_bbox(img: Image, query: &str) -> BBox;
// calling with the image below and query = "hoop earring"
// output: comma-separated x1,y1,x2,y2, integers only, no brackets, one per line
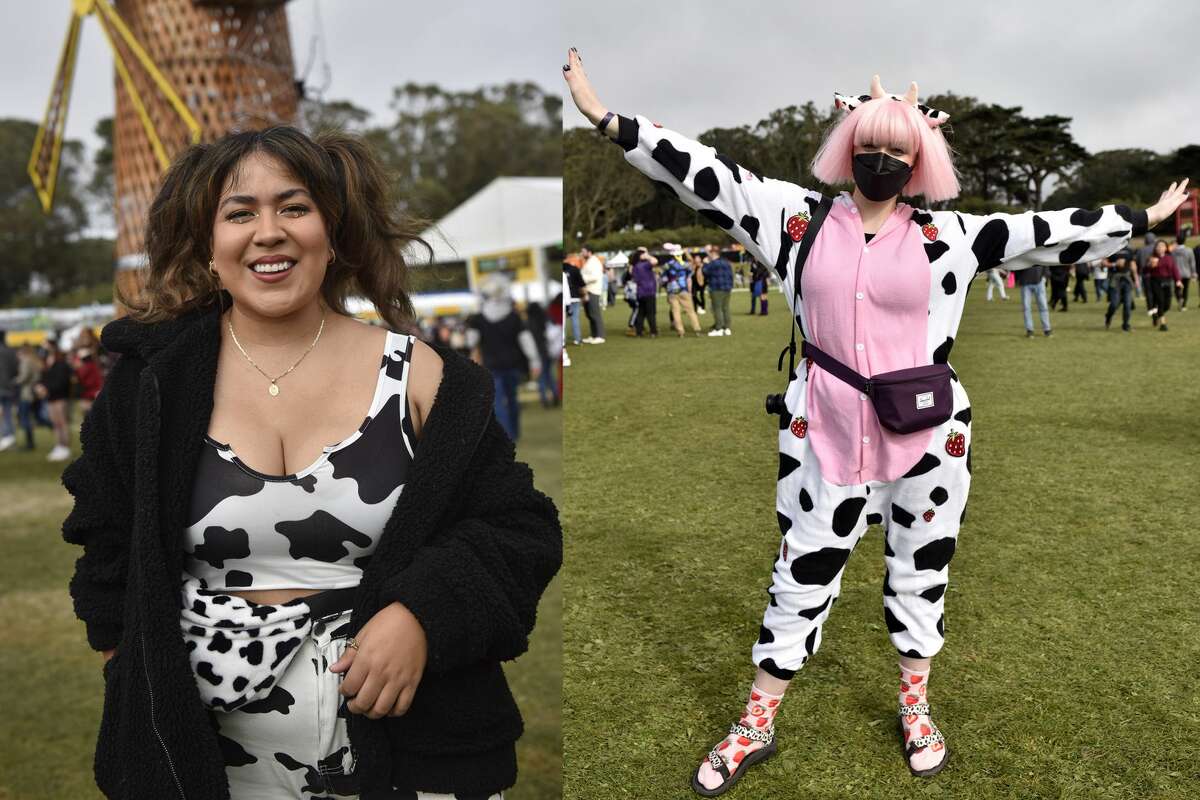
328,249,336,265
209,260,221,282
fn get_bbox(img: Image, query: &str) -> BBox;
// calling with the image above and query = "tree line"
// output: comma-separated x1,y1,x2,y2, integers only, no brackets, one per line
1,82,561,308
565,92,1199,251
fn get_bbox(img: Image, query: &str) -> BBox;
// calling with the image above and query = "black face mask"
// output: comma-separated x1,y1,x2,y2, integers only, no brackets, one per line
852,152,913,201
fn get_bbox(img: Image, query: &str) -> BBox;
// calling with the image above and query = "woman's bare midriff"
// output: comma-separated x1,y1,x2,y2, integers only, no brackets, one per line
227,588,325,605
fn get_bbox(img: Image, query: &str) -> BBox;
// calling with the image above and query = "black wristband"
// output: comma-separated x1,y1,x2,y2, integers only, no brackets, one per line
596,111,615,133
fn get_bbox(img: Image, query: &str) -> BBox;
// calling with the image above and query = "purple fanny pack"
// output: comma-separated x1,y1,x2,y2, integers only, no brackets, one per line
801,341,953,434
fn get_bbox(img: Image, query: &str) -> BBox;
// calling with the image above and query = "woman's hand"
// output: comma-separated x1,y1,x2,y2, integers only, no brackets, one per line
330,602,427,719
563,48,610,130
1146,178,1191,229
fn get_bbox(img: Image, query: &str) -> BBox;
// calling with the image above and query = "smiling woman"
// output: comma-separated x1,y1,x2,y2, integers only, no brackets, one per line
62,125,562,800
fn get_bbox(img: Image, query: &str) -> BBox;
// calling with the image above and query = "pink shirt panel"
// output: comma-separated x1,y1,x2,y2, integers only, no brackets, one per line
801,199,936,485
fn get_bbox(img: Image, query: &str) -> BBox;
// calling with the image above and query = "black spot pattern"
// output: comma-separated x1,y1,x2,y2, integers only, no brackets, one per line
270,637,303,670
884,606,907,633
758,625,775,645
196,661,222,686
937,615,945,637
797,595,831,620
790,547,851,585
275,510,372,563
714,152,742,182
932,337,954,364
774,208,792,284
327,393,409,504
914,537,957,572
239,640,264,666
232,676,249,693
651,139,690,182
778,454,802,481
273,752,324,795
776,511,791,537
288,474,317,493
971,218,1009,270
884,536,896,558
207,631,233,653
798,488,814,512
1070,208,1103,227
955,213,966,234
883,569,896,597
925,241,950,262
954,407,972,425
804,628,818,656
217,733,258,767
941,271,957,294
225,570,252,587
866,513,883,525
190,526,250,569
758,658,796,681
699,208,734,230
239,686,296,715
693,167,719,201
1033,215,1051,247
891,504,916,528
911,210,933,226
740,215,760,242
187,444,266,526
930,487,949,506
920,584,946,603
831,497,867,537
1059,240,1090,264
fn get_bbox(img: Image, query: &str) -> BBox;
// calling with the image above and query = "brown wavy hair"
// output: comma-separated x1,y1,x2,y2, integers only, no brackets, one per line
118,126,429,330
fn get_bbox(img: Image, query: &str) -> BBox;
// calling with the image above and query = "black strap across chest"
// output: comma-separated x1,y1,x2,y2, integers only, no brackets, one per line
777,195,834,381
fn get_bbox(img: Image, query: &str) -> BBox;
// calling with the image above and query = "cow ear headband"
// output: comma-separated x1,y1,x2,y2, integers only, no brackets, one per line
834,74,950,127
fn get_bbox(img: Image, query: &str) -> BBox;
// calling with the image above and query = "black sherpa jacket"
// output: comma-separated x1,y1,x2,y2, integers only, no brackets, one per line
62,294,561,799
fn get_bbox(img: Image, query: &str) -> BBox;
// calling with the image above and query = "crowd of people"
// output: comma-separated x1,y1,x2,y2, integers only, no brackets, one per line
563,243,763,341
985,230,1196,336
0,327,108,461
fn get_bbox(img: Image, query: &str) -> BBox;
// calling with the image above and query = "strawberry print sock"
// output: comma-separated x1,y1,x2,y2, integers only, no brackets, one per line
898,663,946,773
696,684,783,791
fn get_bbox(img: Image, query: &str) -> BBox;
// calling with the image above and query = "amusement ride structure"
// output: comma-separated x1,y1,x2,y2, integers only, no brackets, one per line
28,0,301,302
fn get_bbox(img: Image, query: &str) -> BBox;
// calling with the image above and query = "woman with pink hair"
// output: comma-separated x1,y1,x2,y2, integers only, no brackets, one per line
563,48,1190,795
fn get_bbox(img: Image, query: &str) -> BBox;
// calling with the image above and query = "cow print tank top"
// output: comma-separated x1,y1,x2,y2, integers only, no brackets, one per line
183,331,417,591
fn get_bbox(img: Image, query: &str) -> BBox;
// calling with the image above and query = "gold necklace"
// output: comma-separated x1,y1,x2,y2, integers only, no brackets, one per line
227,314,326,396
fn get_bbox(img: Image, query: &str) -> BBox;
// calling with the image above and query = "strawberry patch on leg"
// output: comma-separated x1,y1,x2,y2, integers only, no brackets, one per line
790,416,809,439
923,508,936,523
945,430,966,457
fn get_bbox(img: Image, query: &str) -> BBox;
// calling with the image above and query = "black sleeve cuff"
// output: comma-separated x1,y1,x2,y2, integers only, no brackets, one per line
1131,208,1149,237
614,114,639,152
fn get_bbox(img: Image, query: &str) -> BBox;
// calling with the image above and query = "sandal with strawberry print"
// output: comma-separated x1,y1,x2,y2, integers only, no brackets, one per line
897,702,949,778
690,722,777,797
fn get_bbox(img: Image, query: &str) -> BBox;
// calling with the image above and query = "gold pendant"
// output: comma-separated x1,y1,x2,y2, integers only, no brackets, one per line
269,382,280,397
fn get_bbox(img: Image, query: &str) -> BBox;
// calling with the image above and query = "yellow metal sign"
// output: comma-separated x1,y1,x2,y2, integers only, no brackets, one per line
472,248,537,285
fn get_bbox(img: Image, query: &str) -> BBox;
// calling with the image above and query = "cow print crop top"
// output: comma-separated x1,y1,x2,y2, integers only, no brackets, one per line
183,331,417,591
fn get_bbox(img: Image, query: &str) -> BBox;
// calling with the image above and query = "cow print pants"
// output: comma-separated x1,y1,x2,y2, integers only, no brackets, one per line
210,605,502,800
752,376,971,680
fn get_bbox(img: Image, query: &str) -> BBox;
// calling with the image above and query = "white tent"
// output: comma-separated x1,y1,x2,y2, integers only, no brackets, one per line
415,177,562,310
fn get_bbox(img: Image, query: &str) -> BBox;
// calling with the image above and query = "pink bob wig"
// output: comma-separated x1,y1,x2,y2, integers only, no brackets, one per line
811,97,960,202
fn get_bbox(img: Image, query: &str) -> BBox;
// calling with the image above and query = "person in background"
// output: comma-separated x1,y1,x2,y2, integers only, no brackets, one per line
525,301,560,407
663,243,703,337
1091,258,1109,302
691,251,708,316
606,263,618,307
564,260,586,345
985,268,1008,301
548,291,565,394
1104,248,1137,332
1147,239,1182,331
466,275,541,441
1072,262,1089,303
749,262,770,315
703,245,734,336
1135,232,1157,304
14,344,40,451
1019,264,1053,338
630,246,660,337
35,339,74,461
0,329,17,451
622,260,641,336
1171,234,1194,311
71,327,106,421
579,244,607,343
1048,264,1071,311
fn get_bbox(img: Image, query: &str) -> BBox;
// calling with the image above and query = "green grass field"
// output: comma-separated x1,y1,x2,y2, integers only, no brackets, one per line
0,398,561,800
562,285,1200,800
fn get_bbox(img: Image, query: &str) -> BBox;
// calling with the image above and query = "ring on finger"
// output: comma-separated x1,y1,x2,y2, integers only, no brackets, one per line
346,637,360,651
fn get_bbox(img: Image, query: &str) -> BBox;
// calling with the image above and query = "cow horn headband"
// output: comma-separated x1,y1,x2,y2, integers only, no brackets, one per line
834,75,949,127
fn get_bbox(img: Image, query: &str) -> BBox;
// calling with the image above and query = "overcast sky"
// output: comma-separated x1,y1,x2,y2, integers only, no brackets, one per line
2,0,563,154
562,0,1200,158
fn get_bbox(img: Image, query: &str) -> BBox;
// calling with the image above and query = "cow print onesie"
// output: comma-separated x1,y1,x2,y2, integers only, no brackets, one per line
610,111,1144,700
180,332,502,799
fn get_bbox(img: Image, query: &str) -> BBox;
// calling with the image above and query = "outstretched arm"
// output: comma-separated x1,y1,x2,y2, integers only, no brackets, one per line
959,180,1190,273
563,48,820,298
